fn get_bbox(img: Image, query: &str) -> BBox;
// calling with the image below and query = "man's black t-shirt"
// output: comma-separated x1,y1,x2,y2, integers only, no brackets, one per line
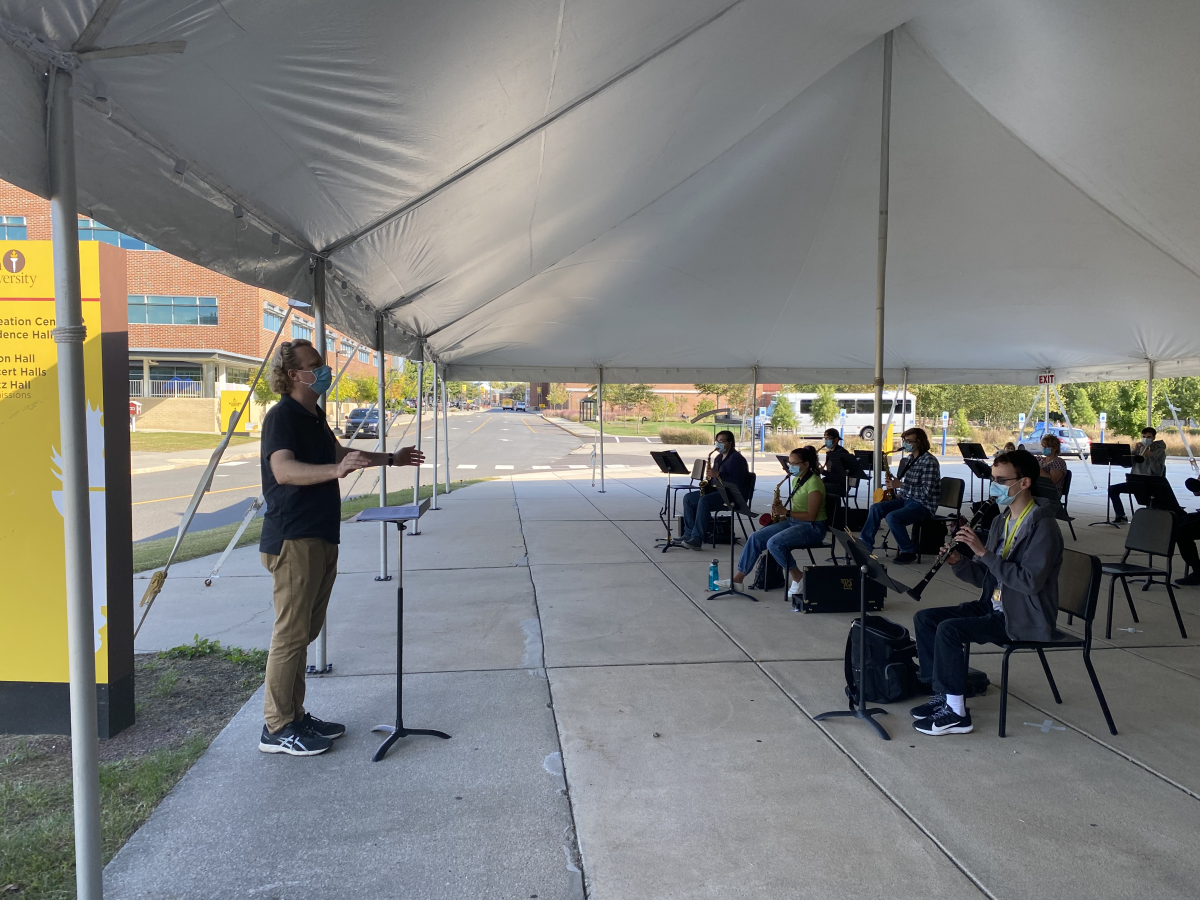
259,395,341,555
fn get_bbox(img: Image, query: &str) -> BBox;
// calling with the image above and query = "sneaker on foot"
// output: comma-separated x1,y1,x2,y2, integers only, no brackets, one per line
1174,572,1200,586
296,711,346,740
894,552,918,564
1112,515,1128,524
259,722,332,756
787,580,803,596
910,694,946,719
682,539,702,550
914,707,973,736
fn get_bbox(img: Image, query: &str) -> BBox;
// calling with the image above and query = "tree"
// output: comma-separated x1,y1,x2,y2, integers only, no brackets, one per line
695,398,716,416
771,397,797,432
331,377,359,404
811,385,838,427
1058,383,1096,425
952,407,973,440
646,394,670,423
253,379,278,411
694,384,725,408
352,375,377,405
548,383,569,410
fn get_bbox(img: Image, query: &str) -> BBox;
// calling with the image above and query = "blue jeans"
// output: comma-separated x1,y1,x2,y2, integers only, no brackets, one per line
682,489,727,544
737,518,828,574
860,497,931,554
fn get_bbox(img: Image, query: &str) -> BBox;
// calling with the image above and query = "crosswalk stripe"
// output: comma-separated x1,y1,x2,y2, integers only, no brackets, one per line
495,464,514,470
457,464,477,469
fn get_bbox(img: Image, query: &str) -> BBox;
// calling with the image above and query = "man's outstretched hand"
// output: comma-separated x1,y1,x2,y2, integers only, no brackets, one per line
335,450,374,478
395,446,425,467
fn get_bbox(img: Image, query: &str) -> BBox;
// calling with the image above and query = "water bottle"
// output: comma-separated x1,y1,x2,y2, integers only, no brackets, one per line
708,559,719,591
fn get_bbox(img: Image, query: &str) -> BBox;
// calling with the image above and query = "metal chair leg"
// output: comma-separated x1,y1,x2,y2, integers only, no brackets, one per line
1036,648,1062,703
1105,576,1117,639
1067,520,1077,541
1081,648,1118,735
1120,577,1140,623
1165,582,1188,639
999,648,1013,737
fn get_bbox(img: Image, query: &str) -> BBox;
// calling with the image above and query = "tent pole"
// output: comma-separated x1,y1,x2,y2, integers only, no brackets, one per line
1147,361,1155,427
598,366,606,493
431,361,440,509
313,260,331,670
413,356,423,533
442,377,450,494
48,67,103,900
376,318,391,579
872,31,894,492
751,367,758,473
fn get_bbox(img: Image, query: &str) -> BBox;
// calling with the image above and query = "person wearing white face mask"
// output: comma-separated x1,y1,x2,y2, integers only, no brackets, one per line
1109,427,1167,523
909,449,1063,736
681,430,750,549
713,446,827,594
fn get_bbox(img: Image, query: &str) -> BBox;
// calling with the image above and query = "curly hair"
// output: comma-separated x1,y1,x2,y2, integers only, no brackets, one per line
268,339,315,394
1041,433,1061,452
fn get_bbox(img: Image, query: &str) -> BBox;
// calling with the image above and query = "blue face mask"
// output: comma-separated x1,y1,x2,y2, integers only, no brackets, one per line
990,480,1019,507
788,464,801,476
1042,446,1053,456
901,441,913,452
299,365,333,396
715,442,728,453
824,439,834,449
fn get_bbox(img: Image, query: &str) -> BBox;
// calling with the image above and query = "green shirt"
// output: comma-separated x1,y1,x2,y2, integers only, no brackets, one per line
789,473,827,523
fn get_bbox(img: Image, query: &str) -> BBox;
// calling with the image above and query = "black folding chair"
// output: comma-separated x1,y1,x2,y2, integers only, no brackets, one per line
1101,508,1187,639
987,550,1117,737
911,477,965,563
711,472,757,548
1033,474,1077,541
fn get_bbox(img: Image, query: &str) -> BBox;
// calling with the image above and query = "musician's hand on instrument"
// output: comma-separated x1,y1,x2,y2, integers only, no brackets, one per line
770,500,786,518
705,465,717,480
941,544,962,566
956,525,985,557
885,473,898,488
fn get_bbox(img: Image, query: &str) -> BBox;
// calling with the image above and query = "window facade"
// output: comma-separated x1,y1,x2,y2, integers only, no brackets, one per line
358,347,370,363
0,216,27,240
263,309,283,332
292,320,313,341
224,367,252,385
128,295,218,325
78,218,158,250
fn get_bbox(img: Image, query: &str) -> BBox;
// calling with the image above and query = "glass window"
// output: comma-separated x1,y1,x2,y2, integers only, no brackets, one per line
128,364,145,380
292,320,313,341
263,309,283,332
129,294,219,325
799,400,812,414
225,367,252,385
1,216,27,240
857,400,874,414
358,347,370,363
79,217,158,251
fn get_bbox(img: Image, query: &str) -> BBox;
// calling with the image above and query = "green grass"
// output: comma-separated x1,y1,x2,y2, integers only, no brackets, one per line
0,735,209,899
130,432,259,453
132,480,486,573
159,634,268,671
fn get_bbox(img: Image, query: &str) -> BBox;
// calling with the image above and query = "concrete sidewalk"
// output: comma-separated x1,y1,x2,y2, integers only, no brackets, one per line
109,468,1200,899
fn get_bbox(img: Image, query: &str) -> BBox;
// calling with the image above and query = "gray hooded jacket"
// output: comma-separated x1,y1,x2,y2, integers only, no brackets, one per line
950,498,1063,642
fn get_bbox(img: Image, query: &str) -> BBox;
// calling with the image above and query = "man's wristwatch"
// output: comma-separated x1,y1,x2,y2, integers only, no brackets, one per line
387,452,394,467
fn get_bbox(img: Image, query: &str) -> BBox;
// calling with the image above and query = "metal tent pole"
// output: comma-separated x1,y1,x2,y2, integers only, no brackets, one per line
750,367,758,472
48,67,103,900
442,377,450,494
412,356,424,533
376,318,391,580
312,260,331,672
1147,361,1155,427
872,32,894,493
431,361,440,509
598,366,606,493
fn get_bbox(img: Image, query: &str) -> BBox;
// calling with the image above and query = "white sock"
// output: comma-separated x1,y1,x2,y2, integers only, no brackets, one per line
788,579,802,595
945,694,965,716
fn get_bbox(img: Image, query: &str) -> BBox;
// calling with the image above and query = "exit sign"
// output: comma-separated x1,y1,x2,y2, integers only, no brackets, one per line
1038,374,1055,384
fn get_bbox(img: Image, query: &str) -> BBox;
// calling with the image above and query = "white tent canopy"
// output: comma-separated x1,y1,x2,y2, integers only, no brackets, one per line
2,0,1198,384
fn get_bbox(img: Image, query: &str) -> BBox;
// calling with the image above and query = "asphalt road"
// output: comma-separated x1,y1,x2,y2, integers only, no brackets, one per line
131,410,582,542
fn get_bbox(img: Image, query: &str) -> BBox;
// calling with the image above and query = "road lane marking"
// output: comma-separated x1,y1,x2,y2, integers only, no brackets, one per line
457,464,477,469
132,483,260,506
532,465,551,469
469,417,492,434
495,465,514,470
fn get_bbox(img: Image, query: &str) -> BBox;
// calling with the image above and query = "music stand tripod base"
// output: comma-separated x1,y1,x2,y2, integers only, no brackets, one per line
651,449,691,552
705,482,757,602
353,502,451,760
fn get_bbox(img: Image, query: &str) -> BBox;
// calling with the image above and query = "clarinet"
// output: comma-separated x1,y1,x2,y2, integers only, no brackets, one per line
906,500,997,600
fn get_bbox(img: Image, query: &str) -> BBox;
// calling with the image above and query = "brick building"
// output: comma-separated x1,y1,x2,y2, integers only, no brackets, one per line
2,179,394,427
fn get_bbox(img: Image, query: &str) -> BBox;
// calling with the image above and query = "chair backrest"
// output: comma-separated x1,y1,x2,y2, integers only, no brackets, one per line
1061,468,1072,504
1125,507,1176,556
742,471,757,508
1057,548,1101,622
938,477,964,512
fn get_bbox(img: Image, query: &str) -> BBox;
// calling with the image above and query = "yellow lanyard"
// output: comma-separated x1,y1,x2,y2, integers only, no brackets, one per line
1001,501,1034,559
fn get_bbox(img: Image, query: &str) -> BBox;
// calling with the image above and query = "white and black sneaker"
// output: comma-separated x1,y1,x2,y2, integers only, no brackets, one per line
914,707,973,736
296,712,345,740
910,694,946,719
259,722,332,756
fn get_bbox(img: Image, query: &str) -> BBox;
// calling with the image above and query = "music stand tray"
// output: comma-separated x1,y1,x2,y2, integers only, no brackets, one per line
957,441,987,460
706,482,756,602
651,450,691,552
353,500,451,760
1089,443,1132,528
812,531,914,741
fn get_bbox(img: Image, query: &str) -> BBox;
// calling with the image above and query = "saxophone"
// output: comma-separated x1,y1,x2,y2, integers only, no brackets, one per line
697,448,720,496
759,472,791,526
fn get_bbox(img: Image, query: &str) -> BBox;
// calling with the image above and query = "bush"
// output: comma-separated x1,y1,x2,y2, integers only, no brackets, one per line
659,426,713,445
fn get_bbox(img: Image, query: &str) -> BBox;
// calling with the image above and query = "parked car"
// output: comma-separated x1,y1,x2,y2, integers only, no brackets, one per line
1019,425,1091,459
344,407,379,439
515,400,527,412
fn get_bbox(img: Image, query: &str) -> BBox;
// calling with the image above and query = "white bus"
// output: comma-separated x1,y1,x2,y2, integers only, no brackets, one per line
771,391,916,440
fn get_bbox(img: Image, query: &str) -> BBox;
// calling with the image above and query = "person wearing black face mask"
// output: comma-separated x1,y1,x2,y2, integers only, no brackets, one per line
910,449,1063,736
681,430,750,550
256,339,424,757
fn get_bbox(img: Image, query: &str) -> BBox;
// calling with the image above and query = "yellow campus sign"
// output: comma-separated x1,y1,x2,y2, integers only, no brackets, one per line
0,241,132,736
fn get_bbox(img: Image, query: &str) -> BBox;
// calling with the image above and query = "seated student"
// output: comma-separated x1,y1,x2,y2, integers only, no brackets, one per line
910,449,1064,736
1110,427,1166,523
860,427,940,564
681,430,751,549
1173,478,1200,586
1038,434,1067,495
715,446,826,598
820,428,863,497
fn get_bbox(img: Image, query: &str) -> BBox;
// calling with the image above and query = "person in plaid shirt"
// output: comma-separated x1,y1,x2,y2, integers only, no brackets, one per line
860,427,941,563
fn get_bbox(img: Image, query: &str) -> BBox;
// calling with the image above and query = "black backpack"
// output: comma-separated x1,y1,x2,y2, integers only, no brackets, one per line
749,551,786,591
843,615,920,705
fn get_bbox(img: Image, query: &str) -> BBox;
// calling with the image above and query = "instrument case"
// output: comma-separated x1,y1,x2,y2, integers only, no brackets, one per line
796,566,885,613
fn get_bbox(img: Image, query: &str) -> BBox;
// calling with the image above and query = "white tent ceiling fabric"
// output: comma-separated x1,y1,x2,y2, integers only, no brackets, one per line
0,0,1196,384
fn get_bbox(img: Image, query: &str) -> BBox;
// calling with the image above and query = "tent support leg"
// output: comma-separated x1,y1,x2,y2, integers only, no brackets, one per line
598,366,606,493
49,67,103,900
872,31,894,493
313,256,332,669
442,377,451,493
431,362,440,509
412,358,423,533
1147,361,1155,427
376,317,391,579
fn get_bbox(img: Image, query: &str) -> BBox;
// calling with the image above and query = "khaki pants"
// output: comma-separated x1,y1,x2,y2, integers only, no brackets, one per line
261,538,339,732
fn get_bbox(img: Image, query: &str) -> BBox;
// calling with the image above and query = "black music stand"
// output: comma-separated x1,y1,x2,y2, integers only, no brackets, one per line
354,501,451,761
651,449,690,552
962,458,993,504
813,530,913,741
706,482,756,602
1088,443,1132,528
958,442,988,502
